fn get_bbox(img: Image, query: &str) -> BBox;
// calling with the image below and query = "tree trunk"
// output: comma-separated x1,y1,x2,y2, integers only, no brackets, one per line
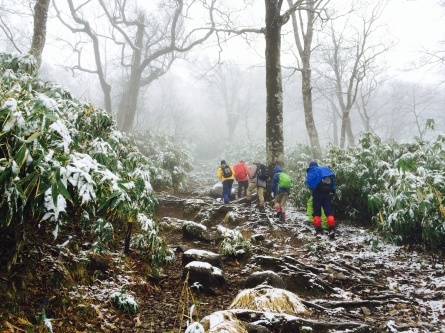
301,63,321,160
289,0,321,160
120,22,145,132
340,112,348,148
265,0,284,176
330,100,339,146
346,116,355,146
30,0,50,69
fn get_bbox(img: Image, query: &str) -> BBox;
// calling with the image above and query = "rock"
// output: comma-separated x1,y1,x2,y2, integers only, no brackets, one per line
245,270,286,289
251,234,266,242
361,306,371,315
183,261,226,288
209,183,223,198
159,217,185,232
182,249,222,267
243,322,272,333
182,221,211,241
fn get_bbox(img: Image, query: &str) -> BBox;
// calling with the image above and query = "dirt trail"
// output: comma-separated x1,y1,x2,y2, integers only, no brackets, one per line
140,196,445,332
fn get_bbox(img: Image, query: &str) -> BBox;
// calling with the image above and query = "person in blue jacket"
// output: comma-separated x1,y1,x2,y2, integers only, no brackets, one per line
305,161,336,237
271,164,290,221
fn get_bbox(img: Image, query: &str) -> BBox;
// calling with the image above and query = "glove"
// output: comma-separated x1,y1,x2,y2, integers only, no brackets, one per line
271,192,275,198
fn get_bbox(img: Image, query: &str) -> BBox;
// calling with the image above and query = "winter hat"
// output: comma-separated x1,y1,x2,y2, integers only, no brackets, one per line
252,159,260,164
221,160,226,165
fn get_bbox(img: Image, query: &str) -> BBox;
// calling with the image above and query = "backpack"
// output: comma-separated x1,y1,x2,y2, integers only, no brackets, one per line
233,163,246,181
256,163,268,181
317,175,333,193
221,164,233,178
278,172,292,189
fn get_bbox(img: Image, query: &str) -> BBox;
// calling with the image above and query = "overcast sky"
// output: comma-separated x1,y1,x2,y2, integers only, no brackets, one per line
383,0,444,77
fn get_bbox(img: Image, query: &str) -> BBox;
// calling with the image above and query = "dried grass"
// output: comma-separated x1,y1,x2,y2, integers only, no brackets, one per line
201,310,248,333
229,286,309,315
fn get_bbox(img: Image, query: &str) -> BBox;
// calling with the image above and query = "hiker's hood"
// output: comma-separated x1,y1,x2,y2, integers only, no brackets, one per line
274,165,282,174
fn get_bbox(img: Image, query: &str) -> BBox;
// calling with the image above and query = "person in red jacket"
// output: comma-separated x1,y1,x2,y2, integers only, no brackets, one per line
233,161,251,198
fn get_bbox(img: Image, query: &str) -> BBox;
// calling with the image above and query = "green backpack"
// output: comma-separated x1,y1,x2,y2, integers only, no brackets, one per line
278,172,292,189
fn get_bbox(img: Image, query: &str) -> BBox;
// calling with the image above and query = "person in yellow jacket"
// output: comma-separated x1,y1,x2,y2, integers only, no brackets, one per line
217,160,235,204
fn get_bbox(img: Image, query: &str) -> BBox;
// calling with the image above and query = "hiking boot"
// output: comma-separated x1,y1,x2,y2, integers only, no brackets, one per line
258,205,265,212
315,226,323,235
245,199,251,207
274,205,281,217
280,213,286,221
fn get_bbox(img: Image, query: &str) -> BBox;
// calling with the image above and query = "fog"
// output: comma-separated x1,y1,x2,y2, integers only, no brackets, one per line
1,0,444,160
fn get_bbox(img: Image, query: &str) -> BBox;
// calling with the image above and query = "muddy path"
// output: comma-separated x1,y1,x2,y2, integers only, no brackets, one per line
140,192,445,332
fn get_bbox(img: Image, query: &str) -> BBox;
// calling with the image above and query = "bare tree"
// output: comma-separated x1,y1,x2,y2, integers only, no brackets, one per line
54,0,216,132
54,0,113,114
316,0,393,148
204,62,247,142
0,0,34,53
397,83,437,141
288,0,329,160
354,72,387,134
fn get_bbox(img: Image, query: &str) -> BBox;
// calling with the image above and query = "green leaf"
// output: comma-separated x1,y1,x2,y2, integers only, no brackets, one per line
57,179,73,203
46,113,58,122
14,144,28,169
36,181,51,197
25,131,42,143
51,183,58,207
98,191,122,212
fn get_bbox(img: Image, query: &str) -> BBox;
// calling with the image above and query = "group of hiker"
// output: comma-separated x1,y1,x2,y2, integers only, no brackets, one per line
217,159,337,238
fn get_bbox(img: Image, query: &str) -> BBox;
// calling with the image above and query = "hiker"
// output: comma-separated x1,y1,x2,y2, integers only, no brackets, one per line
217,160,235,204
233,160,251,198
305,161,336,237
271,164,291,221
246,160,268,212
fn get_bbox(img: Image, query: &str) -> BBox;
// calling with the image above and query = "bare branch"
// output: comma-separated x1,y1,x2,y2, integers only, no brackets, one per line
0,16,23,53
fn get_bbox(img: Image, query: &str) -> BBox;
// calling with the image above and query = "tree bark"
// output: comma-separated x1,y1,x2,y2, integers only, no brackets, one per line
29,0,50,69
289,0,322,160
120,22,145,133
265,0,284,176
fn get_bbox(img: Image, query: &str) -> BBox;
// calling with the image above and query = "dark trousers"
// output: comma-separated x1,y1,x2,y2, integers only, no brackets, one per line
312,190,333,217
222,179,234,203
237,180,248,198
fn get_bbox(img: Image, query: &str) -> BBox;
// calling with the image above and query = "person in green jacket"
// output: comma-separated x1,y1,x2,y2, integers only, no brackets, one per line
306,196,328,229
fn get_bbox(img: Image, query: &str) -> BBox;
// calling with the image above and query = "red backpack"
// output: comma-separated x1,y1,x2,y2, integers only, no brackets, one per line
233,163,247,181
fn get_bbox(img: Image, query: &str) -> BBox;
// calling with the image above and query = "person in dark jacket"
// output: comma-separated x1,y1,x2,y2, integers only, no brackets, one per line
271,164,290,221
305,161,336,237
246,160,267,212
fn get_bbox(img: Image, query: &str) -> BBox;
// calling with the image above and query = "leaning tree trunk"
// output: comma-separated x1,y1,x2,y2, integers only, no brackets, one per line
289,0,321,160
265,0,284,177
301,47,321,160
29,0,50,69
120,22,145,133
121,70,143,132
